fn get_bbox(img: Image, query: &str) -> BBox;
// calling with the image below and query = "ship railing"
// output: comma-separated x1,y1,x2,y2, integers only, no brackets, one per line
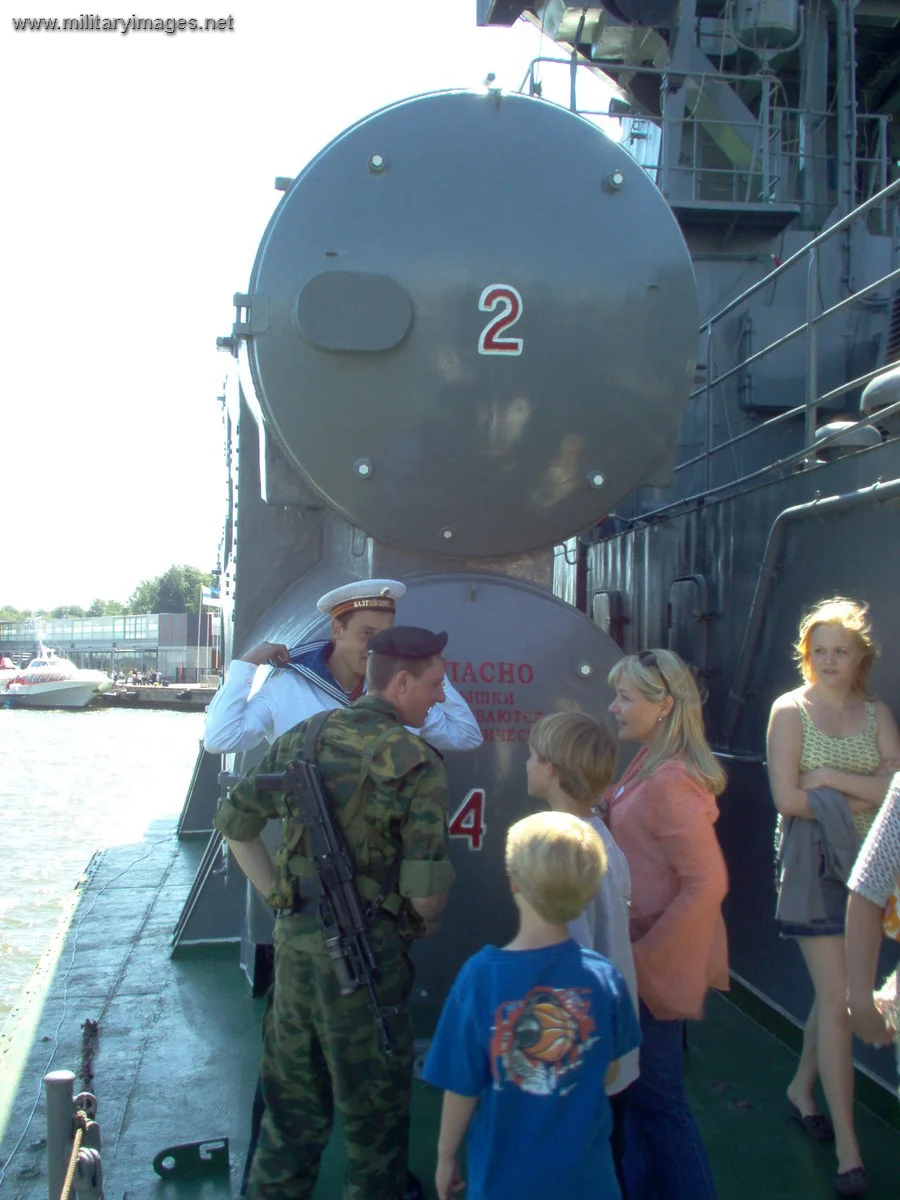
518,56,891,218
639,175,900,518
642,109,889,219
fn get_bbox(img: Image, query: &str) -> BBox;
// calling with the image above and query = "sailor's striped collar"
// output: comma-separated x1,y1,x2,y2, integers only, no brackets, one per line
283,638,351,708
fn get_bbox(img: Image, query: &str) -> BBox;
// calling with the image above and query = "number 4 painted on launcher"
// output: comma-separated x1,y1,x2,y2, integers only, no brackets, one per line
448,788,487,850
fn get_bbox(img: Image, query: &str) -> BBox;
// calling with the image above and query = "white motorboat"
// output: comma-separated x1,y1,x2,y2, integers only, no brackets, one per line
0,656,17,692
4,648,113,709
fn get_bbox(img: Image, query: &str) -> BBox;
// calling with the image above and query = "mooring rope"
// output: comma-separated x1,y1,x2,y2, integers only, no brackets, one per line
58,1111,88,1200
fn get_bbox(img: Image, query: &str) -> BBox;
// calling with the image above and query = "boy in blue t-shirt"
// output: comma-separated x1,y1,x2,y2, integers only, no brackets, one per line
423,811,641,1200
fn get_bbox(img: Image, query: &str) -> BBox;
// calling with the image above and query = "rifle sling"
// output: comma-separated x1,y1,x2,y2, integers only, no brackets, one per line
302,708,331,761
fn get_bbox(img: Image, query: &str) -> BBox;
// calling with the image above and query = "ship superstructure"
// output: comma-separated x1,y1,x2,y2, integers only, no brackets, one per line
480,1,900,1091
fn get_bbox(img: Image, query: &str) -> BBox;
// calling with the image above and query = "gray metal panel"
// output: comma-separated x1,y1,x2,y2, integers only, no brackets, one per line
721,761,900,1089
397,573,624,1003
229,394,326,653
667,575,710,674
171,831,243,948
586,440,900,751
584,442,900,1088
240,563,346,656
242,89,697,560
201,571,625,1002
177,743,223,836
296,270,412,351
476,0,527,25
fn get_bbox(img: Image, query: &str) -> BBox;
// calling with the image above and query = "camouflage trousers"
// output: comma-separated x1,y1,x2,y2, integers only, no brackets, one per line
247,917,413,1200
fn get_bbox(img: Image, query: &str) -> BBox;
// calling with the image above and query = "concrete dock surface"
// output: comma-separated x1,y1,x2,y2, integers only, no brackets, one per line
98,684,216,712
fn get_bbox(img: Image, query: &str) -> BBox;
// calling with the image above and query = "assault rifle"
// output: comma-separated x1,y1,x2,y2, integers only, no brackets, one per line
254,756,395,1056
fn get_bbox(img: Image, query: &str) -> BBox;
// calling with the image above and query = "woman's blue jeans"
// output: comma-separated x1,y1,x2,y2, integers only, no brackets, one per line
623,1002,719,1200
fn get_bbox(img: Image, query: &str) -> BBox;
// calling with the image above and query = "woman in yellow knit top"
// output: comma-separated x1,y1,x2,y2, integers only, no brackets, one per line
767,598,900,1197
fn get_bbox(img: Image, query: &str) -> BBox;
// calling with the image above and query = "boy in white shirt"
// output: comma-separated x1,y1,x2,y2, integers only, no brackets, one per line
526,711,640,1194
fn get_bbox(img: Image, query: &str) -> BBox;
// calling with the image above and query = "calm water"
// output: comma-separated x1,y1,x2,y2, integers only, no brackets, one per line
0,707,205,1021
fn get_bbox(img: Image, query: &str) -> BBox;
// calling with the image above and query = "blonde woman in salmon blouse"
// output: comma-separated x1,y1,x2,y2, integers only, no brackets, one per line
767,598,900,1197
606,649,728,1200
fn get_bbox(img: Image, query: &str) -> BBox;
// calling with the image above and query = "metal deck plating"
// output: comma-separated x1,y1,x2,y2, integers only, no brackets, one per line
1,818,897,1199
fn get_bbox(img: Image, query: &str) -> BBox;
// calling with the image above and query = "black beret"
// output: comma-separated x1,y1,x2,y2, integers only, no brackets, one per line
367,626,448,659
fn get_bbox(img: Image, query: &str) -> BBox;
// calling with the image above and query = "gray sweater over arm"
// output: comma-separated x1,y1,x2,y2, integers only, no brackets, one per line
775,787,861,925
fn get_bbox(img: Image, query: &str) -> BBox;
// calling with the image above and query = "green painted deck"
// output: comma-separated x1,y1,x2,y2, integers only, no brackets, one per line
1,821,898,1199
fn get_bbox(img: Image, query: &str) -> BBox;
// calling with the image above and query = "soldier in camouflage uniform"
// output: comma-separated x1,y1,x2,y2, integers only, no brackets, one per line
215,626,456,1200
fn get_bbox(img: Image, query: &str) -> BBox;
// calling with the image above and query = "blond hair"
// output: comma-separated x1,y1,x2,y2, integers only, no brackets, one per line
608,649,727,796
505,811,607,924
794,597,877,694
528,712,618,808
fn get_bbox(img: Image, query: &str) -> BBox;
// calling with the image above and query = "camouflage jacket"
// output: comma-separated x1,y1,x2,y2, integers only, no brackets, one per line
214,695,455,919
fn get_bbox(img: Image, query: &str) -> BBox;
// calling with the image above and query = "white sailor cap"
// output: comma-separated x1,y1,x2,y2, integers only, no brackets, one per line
316,578,407,619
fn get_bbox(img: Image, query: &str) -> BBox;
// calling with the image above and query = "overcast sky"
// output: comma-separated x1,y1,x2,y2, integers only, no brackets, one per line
2,2,612,610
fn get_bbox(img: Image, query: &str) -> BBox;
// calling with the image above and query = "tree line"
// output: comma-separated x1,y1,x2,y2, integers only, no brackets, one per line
0,564,215,622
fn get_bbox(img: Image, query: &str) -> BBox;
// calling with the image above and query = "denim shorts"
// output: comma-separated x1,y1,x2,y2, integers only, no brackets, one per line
779,877,847,939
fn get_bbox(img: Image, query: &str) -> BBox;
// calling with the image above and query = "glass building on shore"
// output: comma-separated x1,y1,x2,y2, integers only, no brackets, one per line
0,613,221,682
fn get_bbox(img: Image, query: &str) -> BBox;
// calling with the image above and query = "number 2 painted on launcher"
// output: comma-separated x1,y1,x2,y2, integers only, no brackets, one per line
448,788,487,850
478,285,523,356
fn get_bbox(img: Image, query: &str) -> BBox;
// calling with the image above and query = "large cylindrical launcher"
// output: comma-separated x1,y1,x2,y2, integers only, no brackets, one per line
236,88,696,560
199,88,698,1000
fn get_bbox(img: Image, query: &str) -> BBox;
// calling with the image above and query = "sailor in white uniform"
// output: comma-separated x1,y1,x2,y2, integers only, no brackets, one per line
204,578,482,754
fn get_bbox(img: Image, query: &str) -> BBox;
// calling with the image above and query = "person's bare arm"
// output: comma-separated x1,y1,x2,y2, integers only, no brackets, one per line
410,890,450,937
846,891,894,1046
435,1091,479,1200
766,698,814,818
224,835,277,899
799,704,900,809
799,767,892,808
876,702,900,764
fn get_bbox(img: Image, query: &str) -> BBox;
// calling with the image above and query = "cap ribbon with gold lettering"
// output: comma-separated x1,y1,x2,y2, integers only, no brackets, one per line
316,578,407,619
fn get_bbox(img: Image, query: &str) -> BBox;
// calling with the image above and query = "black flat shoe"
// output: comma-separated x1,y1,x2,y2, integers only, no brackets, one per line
788,1100,835,1143
401,1173,424,1200
834,1167,869,1197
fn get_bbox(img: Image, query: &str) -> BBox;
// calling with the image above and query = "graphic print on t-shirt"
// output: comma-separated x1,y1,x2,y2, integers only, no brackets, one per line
489,986,597,1096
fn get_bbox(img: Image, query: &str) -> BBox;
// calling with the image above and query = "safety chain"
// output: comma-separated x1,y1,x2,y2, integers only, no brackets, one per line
79,1020,99,1093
